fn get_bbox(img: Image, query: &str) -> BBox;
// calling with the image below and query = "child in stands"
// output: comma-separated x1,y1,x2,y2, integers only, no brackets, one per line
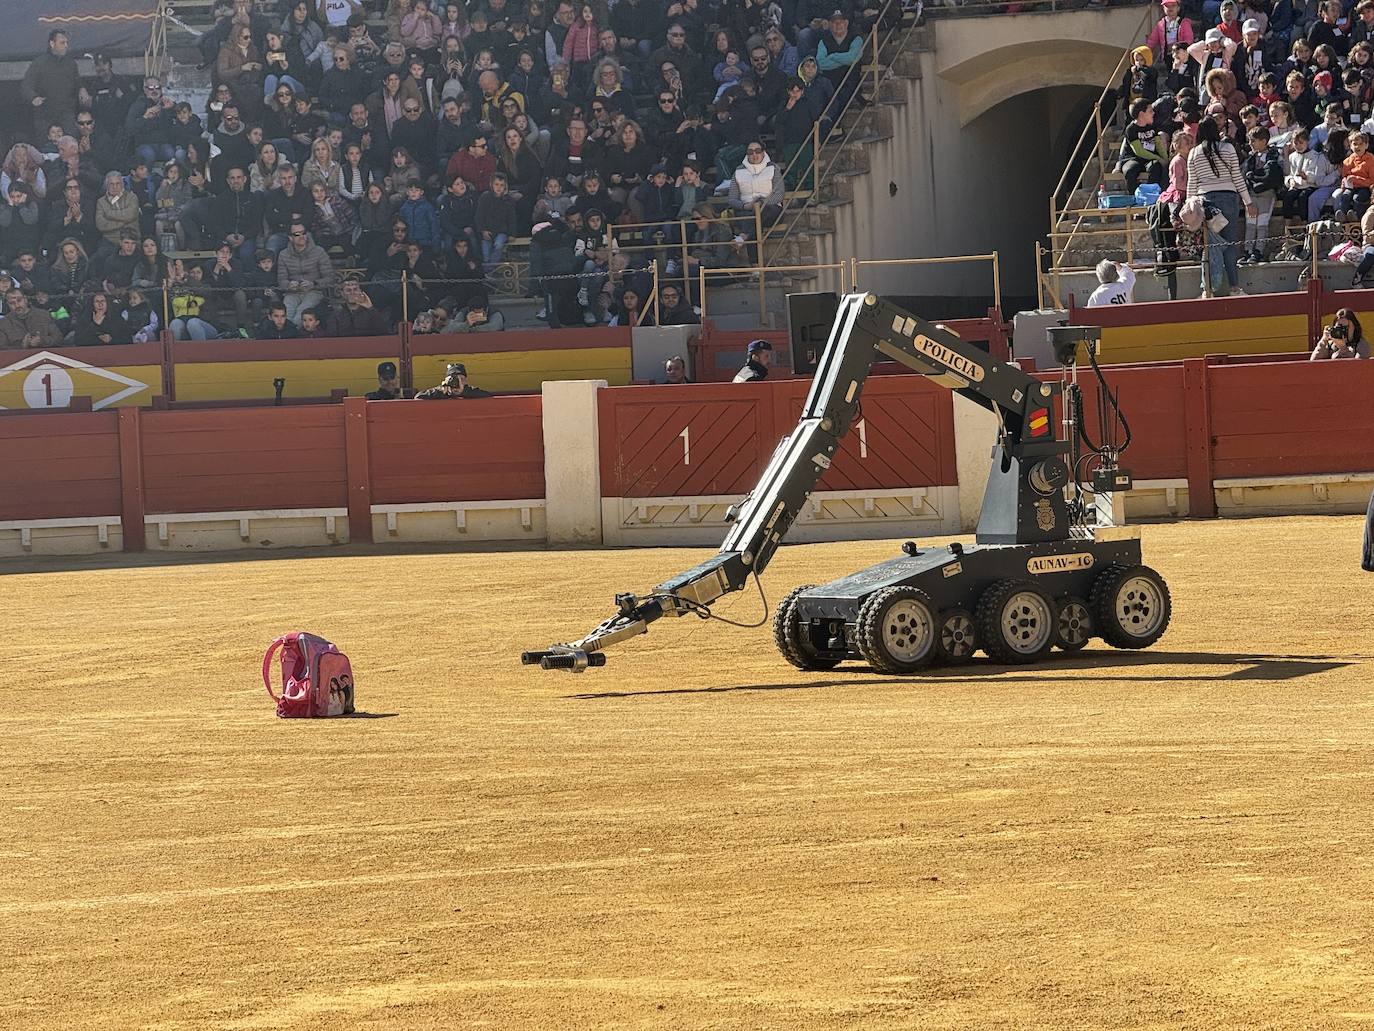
1313,103,1344,150
1312,71,1344,123
1268,101,1299,154
1242,125,1283,262
1334,131,1374,220
475,172,517,266
1164,41,1197,96
1119,99,1167,192
1255,73,1281,124
1280,130,1330,226
1342,67,1370,128
1123,46,1157,104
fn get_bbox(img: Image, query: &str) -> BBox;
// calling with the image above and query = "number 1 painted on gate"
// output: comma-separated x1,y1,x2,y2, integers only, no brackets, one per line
856,418,867,458
42,373,53,407
680,426,690,465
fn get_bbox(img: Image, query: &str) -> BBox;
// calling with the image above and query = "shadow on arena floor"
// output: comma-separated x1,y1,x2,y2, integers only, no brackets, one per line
0,541,561,575
566,651,1362,699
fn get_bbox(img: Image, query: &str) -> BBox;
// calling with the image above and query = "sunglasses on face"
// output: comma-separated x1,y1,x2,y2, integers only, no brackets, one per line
290,230,306,237
77,119,94,126
404,106,421,112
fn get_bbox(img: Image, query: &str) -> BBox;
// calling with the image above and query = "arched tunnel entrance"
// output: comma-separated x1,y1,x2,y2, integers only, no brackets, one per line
893,84,1101,318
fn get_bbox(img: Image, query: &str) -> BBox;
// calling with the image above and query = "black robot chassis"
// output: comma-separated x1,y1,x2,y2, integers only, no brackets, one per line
773,531,1170,672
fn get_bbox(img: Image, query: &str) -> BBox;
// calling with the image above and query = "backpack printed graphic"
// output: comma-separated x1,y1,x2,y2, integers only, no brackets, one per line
262,632,356,718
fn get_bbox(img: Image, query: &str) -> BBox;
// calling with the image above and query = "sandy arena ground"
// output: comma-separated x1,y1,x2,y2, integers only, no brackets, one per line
2,515,1373,1029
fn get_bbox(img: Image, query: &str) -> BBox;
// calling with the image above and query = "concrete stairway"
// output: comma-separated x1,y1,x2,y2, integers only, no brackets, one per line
751,23,930,324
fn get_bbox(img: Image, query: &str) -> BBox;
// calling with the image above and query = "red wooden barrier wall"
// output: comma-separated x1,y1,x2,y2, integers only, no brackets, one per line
366,396,545,504
1209,359,1374,478
6,360,1374,550
599,385,775,496
140,408,349,513
0,412,121,519
775,377,957,492
597,375,957,498
0,398,545,547
1040,363,1190,482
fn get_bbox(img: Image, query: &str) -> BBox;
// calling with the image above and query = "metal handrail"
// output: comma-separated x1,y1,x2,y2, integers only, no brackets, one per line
1037,223,1322,308
147,0,170,79
851,252,1001,314
610,211,758,246
1047,4,1154,219
764,0,922,264
1047,5,1156,272
767,0,904,203
697,262,848,321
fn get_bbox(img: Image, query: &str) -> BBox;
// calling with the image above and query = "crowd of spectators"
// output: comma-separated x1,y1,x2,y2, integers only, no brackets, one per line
1128,0,1374,303
0,0,887,346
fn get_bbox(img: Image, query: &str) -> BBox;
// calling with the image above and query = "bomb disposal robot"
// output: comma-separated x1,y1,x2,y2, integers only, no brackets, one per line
524,293,1169,674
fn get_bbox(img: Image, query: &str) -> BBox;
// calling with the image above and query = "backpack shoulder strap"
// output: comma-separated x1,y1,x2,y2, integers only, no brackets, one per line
262,635,292,700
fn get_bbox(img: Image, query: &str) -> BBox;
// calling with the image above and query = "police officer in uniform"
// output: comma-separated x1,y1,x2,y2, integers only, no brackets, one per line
365,360,407,400
733,339,773,382
415,362,493,399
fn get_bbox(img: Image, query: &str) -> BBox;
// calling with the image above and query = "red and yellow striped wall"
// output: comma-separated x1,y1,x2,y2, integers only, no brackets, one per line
7,355,1374,551
0,328,635,411
1070,291,1311,363
0,342,162,412
410,327,632,394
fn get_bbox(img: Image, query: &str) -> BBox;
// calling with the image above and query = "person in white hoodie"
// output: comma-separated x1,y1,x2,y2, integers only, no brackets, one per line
727,141,785,234
1279,128,1339,225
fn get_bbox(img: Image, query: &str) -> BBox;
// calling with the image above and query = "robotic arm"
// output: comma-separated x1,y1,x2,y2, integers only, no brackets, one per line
523,293,1076,672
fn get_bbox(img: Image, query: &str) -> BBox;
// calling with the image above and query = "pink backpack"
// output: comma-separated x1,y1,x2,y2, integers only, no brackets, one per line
262,632,355,718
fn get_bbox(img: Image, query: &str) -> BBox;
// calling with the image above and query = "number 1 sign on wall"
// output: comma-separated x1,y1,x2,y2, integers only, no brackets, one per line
0,351,149,410
23,364,74,409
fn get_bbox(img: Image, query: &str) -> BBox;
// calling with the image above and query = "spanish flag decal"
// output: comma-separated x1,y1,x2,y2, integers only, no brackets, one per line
1028,408,1050,437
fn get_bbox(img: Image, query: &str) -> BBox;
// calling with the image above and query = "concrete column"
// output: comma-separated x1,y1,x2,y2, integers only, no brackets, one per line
542,379,607,545
952,393,998,532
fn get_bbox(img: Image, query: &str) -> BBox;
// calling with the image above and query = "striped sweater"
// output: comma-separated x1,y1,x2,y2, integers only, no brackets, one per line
1185,142,1253,204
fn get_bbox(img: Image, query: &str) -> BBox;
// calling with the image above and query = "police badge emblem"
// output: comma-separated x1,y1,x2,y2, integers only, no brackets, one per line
1034,498,1055,531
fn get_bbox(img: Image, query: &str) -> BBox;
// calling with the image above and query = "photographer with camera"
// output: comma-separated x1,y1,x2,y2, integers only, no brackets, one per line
1311,308,1369,359
414,361,492,399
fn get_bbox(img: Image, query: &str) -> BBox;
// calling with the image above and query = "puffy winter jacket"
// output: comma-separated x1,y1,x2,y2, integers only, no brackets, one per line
729,155,784,209
276,237,336,292
1287,147,1338,189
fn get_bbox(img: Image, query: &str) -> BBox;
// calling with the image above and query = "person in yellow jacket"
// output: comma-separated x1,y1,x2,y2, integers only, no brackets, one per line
1121,46,1156,105
167,259,221,340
